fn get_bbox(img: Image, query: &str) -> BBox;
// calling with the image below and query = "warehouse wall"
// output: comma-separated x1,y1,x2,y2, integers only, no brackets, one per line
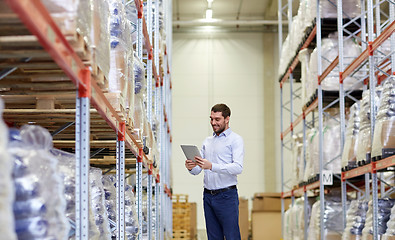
171,31,283,233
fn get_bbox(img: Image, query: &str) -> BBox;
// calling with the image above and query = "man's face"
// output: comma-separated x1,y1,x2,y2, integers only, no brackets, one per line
210,111,229,135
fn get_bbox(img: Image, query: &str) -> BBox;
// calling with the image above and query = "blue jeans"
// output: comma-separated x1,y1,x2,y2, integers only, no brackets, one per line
203,188,241,240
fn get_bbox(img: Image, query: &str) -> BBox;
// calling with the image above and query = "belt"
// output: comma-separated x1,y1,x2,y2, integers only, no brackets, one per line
204,185,237,195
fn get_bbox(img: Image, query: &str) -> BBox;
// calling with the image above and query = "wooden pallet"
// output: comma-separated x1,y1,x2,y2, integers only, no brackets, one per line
172,230,190,239
173,194,189,203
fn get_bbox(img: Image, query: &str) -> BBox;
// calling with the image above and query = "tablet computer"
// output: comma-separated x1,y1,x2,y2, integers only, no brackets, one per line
180,145,201,161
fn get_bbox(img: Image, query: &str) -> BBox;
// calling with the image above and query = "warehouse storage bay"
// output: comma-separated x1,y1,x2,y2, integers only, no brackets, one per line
0,0,394,240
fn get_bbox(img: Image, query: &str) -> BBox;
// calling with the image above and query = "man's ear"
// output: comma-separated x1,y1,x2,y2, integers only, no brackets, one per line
225,116,230,124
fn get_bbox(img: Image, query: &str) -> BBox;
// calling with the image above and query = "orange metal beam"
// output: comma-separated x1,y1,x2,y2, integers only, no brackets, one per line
343,21,395,80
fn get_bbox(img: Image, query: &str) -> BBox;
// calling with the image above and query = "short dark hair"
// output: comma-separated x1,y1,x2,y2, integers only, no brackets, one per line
211,104,231,118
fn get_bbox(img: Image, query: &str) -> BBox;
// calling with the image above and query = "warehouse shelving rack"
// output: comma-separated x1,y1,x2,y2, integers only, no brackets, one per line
279,0,395,239
1,0,172,239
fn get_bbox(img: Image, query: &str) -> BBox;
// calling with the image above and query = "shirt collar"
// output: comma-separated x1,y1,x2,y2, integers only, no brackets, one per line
213,128,232,137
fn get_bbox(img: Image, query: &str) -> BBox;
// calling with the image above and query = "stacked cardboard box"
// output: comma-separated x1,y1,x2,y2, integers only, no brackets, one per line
251,193,292,240
239,197,249,240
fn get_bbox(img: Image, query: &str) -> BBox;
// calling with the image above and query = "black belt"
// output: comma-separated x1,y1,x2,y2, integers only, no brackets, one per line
204,185,237,195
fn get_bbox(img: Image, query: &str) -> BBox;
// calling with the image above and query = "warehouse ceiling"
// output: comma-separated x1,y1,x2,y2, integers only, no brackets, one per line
172,0,295,32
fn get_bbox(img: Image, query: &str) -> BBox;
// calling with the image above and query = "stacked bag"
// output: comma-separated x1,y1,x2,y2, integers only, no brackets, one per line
9,125,69,240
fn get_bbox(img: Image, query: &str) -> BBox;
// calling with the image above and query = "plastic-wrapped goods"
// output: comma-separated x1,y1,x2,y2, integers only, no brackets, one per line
342,103,361,169
356,88,382,165
383,202,395,239
90,168,112,239
41,0,91,45
299,48,312,107
372,78,395,160
307,33,363,97
102,174,117,236
342,200,369,240
0,99,17,240
319,0,361,18
308,195,346,240
284,206,293,240
91,0,111,81
125,185,138,240
304,128,316,182
305,115,342,180
362,199,395,240
9,126,69,240
291,134,304,187
307,200,321,240
108,0,131,96
51,149,100,239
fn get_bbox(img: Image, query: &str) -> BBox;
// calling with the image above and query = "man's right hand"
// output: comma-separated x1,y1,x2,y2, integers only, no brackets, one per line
185,159,197,170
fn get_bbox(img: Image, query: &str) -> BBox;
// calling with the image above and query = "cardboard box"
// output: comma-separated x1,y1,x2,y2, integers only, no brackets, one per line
239,198,249,240
190,203,197,240
252,192,292,212
251,211,281,240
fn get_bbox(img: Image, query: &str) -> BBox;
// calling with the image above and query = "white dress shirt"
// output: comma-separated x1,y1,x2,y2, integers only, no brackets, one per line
189,128,244,190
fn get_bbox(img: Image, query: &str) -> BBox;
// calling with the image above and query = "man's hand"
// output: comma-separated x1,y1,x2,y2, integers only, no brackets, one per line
185,159,197,171
195,156,212,170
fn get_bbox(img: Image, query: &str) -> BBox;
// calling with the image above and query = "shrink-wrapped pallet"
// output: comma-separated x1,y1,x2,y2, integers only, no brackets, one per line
90,168,112,239
308,194,346,240
9,126,69,240
361,199,395,240
356,88,382,165
342,102,361,169
383,202,395,240
307,33,362,98
91,0,111,80
304,115,342,181
342,200,369,240
41,0,91,43
125,185,138,240
291,134,304,187
372,78,395,160
51,149,100,240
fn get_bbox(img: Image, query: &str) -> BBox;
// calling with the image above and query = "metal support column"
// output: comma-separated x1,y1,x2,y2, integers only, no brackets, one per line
137,148,143,240
116,122,126,240
367,0,379,238
137,1,143,59
148,164,153,240
303,116,308,240
75,68,91,240
337,0,348,229
280,84,285,238
147,0,153,124
316,0,325,239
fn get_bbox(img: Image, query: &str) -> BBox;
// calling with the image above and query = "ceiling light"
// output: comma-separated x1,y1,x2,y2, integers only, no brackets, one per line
205,9,212,20
207,0,213,3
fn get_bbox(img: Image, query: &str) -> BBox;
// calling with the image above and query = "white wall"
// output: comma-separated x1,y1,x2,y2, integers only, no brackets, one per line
172,31,270,232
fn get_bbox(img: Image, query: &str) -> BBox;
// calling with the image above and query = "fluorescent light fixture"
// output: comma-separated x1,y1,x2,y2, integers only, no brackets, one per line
207,0,213,3
205,8,212,20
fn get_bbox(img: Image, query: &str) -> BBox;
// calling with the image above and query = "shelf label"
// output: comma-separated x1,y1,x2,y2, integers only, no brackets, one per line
322,171,333,185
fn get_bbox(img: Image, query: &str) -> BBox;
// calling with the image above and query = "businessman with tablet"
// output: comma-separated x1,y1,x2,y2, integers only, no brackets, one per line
183,103,244,240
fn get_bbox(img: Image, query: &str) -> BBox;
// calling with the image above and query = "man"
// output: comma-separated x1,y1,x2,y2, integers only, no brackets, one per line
185,103,244,240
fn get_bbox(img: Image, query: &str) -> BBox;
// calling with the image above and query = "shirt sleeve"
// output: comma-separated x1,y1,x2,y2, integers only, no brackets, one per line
211,136,244,175
189,165,202,175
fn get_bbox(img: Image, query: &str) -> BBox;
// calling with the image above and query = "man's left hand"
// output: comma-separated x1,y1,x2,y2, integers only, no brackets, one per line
195,156,212,170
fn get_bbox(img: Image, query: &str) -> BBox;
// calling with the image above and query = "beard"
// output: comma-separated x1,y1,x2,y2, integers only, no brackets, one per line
212,124,225,134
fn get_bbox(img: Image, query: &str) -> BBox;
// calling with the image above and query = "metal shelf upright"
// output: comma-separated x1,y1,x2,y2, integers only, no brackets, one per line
2,0,173,239
279,0,395,238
